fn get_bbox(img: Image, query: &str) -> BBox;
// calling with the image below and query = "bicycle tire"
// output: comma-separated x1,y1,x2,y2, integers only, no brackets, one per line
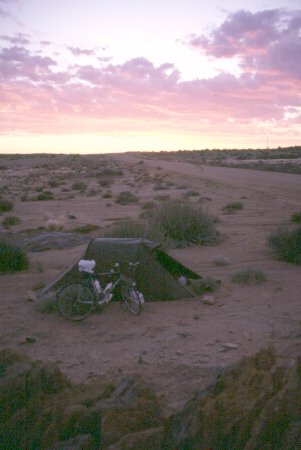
57,282,95,321
122,284,141,315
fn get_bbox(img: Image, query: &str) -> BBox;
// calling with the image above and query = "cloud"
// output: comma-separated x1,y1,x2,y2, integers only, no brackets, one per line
67,46,95,56
0,24,300,143
188,9,301,80
0,33,31,45
0,0,21,23
0,46,57,82
0,6,9,18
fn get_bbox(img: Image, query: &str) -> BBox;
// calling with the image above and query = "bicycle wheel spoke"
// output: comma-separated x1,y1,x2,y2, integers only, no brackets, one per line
122,284,141,315
57,282,95,321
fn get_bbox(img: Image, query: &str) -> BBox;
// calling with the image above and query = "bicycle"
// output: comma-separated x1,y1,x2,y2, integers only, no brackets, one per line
56,259,143,321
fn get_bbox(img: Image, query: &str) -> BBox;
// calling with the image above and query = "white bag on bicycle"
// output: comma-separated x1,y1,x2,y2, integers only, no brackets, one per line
78,259,96,274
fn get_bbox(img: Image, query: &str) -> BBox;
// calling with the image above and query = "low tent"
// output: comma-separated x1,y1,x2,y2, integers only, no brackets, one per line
40,238,201,301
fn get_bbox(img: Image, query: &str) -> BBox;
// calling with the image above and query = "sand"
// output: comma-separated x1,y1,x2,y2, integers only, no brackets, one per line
0,153,300,412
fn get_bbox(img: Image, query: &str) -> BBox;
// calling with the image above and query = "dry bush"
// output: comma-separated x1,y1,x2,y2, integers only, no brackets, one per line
212,256,229,266
44,214,65,231
269,226,301,265
222,201,244,213
190,277,220,295
73,224,100,234
36,190,55,201
115,191,139,205
0,198,13,212
182,190,199,198
232,268,266,284
105,220,145,238
148,199,218,247
291,211,301,223
0,238,29,272
141,201,156,210
71,181,87,192
2,215,21,228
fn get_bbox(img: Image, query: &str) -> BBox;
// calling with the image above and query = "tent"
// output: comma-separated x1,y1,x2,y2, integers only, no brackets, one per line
40,238,201,301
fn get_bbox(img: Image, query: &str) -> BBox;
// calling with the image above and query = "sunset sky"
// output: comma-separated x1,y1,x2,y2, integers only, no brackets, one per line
0,0,301,153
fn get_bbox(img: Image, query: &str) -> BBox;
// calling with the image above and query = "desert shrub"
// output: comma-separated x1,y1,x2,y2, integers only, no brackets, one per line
148,199,218,247
154,194,170,201
87,189,97,197
154,184,169,190
32,281,46,291
105,220,145,238
102,192,112,199
115,191,139,205
35,293,57,313
182,190,199,198
73,224,100,234
213,256,229,266
223,201,243,213
141,201,156,210
98,179,112,187
0,238,29,272
291,211,301,223
2,215,21,228
45,216,65,231
48,179,60,188
268,226,301,264
0,198,13,212
231,268,266,284
36,190,54,201
71,181,87,191
100,168,123,176
190,277,220,295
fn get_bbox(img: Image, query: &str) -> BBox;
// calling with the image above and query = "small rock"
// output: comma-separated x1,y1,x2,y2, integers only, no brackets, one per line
175,350,183,355
18,337,36,345
202,295,215,305
222,343,238,349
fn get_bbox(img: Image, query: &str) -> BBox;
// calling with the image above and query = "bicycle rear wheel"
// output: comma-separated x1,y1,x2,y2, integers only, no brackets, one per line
57,282,95,321
122,284,141,315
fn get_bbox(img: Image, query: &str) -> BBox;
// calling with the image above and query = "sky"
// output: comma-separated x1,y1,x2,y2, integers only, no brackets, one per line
0,0,301,153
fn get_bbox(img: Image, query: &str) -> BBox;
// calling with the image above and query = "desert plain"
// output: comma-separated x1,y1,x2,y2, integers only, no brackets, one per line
0,150,300,414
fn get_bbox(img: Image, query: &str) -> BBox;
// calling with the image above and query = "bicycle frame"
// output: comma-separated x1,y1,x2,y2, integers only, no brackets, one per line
87,270,132,306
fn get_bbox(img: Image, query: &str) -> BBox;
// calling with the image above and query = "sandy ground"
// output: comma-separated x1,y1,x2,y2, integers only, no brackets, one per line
0,154,301,413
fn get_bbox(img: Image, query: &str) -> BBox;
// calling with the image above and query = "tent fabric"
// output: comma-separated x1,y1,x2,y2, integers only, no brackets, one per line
40,238,201,301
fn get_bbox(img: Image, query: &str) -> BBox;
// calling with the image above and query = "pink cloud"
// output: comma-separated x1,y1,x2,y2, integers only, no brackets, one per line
0,24,300,144
189,9,301,80
0,33,31,45
67,46,95,57
0,45,59,82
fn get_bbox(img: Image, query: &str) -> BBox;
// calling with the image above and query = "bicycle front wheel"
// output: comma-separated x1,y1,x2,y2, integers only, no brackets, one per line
57,282,95,321
122,285,141,315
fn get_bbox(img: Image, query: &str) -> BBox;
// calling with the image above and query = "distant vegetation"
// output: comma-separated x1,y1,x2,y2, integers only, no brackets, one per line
137,146,301,174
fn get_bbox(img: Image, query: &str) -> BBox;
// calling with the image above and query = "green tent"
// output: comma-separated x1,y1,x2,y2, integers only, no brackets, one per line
40,238,200,301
